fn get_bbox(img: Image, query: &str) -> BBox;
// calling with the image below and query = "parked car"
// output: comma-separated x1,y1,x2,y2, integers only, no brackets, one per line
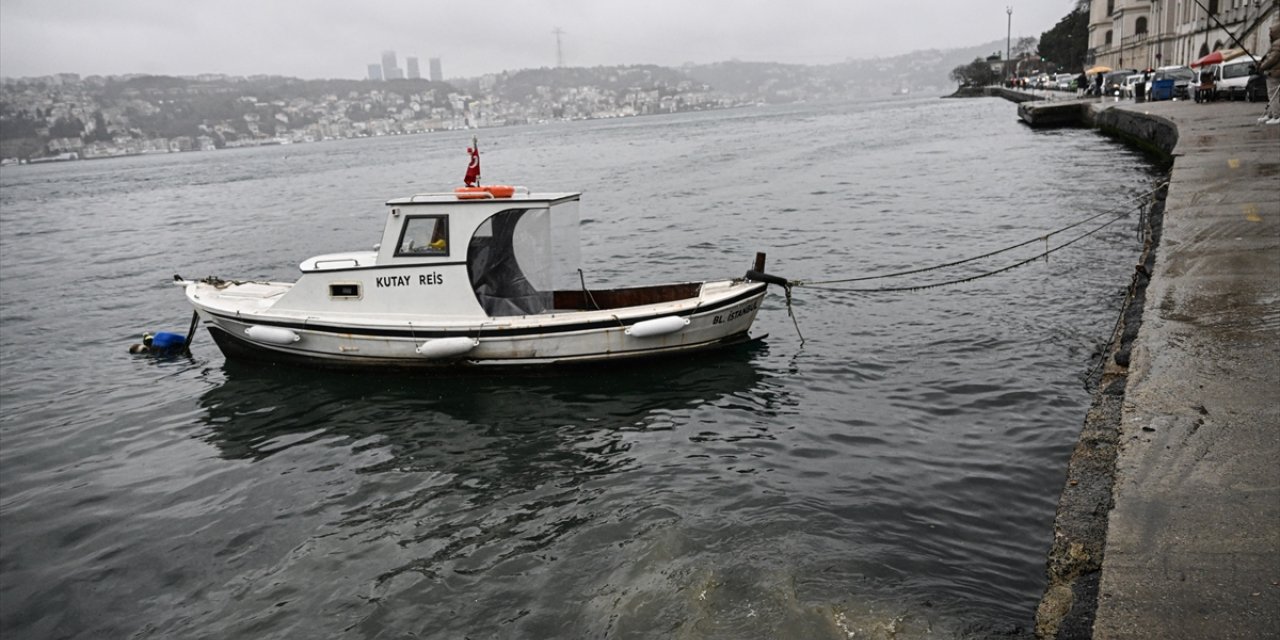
1055,73,1076,91
1103,69,1138,96
1215,57,1256,100
1120,73,1146,99
1152,65,1194,100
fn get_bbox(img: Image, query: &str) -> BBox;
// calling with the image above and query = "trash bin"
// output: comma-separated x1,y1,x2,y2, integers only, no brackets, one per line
1150,78,1175,101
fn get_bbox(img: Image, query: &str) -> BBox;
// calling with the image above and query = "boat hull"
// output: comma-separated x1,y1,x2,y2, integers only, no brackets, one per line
189,280,767,369
205,324,760,369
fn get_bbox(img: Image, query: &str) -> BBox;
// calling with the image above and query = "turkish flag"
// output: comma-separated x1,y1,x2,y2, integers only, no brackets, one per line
464,147,480,186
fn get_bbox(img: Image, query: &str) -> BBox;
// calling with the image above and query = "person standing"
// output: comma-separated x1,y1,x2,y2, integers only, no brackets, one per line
1258,22,1280,124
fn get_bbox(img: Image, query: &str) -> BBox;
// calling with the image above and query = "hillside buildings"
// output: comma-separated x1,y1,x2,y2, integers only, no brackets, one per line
1,48,971,163
1087,0,1278,69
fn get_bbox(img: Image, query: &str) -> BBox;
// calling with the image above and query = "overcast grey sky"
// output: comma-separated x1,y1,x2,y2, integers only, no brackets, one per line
1,0,1073,80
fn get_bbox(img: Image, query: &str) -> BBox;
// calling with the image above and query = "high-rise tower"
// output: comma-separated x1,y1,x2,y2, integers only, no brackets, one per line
429,57,443,83
406,57,421,80
381,50,401,80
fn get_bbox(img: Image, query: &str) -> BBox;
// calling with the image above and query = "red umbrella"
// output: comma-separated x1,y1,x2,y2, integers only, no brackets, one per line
1191,51,1223,67
1191,48,1243,67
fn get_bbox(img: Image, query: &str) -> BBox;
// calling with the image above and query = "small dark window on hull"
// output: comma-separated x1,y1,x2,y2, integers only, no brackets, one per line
330,283,361,299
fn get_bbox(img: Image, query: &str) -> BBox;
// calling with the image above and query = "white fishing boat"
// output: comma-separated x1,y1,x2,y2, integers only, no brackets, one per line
179,184,781,368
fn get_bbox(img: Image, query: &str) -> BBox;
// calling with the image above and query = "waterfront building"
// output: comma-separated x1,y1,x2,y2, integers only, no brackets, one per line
429,57,443,82
1088,0,1278,70
407,57,421,80
367,64,383,81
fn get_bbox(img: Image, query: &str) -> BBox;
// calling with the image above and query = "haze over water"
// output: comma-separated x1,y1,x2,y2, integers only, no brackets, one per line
0,97,1160,638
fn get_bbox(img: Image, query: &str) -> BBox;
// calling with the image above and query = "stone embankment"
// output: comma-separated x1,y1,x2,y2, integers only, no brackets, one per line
986,91,1280,639
1084,100,1278,640
943,86,1049,103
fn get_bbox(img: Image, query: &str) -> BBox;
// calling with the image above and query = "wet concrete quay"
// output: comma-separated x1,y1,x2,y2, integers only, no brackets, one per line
1012,96,1280,638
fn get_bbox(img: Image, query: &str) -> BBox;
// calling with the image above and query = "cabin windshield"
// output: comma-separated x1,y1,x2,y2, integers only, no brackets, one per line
395,215,449,257
468,204,581,316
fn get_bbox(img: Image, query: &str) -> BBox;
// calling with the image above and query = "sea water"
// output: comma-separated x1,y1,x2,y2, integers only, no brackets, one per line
0,96,1160,639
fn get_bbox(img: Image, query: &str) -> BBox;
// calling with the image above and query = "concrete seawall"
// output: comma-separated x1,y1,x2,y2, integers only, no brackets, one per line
1003,95,1280,638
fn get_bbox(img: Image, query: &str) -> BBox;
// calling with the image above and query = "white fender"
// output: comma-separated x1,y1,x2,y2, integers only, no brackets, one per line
244,325,301,344
626,316,689,338
416,337,479,358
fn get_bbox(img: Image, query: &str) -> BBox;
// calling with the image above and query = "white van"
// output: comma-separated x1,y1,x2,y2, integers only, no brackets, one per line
1214,57,1256,100
1121,73,1145,99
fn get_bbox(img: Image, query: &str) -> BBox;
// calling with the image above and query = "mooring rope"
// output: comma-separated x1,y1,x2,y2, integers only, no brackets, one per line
758,181,1167,345
1083,187,1163,388
794,212,1130,294
789,181,1167,288
781,283,806,345
1083,267,1144,387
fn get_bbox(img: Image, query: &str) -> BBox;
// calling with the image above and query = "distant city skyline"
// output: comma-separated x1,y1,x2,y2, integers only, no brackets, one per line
0,0,1070,81
365,51,433,82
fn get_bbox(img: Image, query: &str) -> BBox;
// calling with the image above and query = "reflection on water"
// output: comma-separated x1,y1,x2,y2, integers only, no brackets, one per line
198,340,774,463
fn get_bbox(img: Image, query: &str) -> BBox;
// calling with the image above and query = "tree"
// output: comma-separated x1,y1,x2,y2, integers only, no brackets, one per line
49,115,85,138
89,110,113,142
0,107,41,140
950,58,998,87
1013,36,1038,59
1037,2,1090,71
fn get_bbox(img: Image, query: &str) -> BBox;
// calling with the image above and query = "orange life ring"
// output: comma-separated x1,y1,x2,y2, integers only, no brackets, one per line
454,185,515,199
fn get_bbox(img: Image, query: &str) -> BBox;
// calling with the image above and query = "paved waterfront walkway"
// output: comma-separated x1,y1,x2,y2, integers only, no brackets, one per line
1088,100,1280,638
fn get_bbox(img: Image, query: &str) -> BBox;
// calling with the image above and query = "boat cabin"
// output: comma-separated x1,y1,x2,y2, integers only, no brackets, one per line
268,190,586,319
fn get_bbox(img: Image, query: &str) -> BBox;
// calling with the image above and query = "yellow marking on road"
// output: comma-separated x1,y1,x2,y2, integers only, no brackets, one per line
1244,204,1262,222
1228,158,1241,169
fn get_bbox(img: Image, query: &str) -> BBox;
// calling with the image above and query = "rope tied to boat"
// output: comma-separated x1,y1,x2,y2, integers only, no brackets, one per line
748,181,1167,343
1083,265,1145,387
782,281,805,346
793,210,1131,294
786,181,1167,292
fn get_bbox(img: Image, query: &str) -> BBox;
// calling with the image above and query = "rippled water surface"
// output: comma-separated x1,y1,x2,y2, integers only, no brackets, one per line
1,97,1160,639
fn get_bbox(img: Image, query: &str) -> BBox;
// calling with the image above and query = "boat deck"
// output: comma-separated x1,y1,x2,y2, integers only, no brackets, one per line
190,278,756,329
